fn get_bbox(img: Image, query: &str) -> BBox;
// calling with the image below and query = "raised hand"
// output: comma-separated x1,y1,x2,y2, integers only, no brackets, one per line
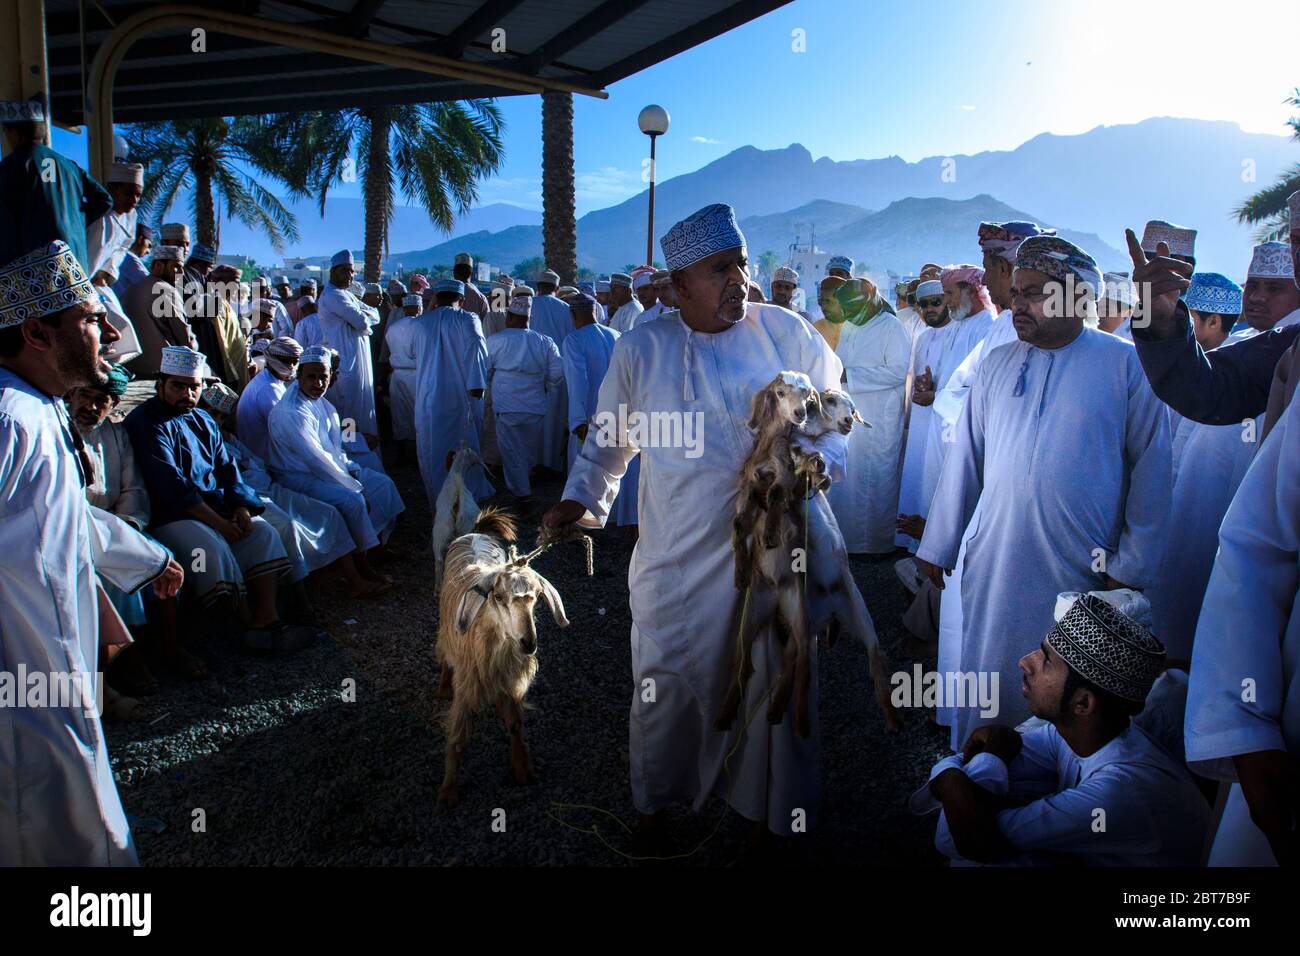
1126,230,1191,335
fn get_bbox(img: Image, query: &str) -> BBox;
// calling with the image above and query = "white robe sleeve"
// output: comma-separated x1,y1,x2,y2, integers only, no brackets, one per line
563,337,591,432
561,340,637,527
1185,401,1300,779
1103,359,1173,588
544,338,565,392
915,356,989,570
271,396,363,493
87,504,171,594
327,290,378,334
464,318,488,393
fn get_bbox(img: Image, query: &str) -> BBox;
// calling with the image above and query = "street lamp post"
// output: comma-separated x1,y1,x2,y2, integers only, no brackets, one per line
638,104,670,266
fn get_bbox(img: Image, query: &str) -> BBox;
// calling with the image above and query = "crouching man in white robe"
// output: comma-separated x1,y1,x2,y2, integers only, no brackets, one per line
267,347,403,582
544,204,847,846
916,236,1171,752
488,294,564,498
912,592,1209,865
0,241,182,865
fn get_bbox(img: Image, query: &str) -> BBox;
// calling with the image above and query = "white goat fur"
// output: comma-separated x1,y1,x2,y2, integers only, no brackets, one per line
432,447,483,594
435,524,569,806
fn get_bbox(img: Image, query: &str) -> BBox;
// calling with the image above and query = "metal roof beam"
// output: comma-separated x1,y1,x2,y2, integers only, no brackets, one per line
434,0,527,58
588,0,792,87
514,0,653,74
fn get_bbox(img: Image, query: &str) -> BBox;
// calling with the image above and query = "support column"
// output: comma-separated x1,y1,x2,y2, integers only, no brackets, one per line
541,91,576,284
1,0,52,155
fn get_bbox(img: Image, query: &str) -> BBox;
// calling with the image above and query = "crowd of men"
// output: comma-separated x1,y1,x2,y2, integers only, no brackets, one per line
2,94,1299,868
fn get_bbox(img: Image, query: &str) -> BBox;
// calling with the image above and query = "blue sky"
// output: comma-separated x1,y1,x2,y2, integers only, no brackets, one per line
53,0,1298,218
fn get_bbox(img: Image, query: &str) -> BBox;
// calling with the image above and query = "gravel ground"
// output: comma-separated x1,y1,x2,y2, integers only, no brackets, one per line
107,439,950,866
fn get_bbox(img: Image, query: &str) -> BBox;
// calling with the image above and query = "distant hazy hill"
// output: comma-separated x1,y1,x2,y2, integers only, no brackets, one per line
386,194,1127,278
208,116,1291,275
820,194,1129,275
553,118,1292,274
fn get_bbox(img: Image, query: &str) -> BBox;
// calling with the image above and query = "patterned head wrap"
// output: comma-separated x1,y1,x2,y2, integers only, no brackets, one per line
978,221,1056,264
941,264,995,316
661,204,745,272
330,249,354,268
773,266,799,285
825,279,897,327
409,274,429,292
161,223,190,244
265,336,303,377
1046,592,1165,702
434,279,465,296
0,241,97,327
1015,235,1103,299
827,255,854,275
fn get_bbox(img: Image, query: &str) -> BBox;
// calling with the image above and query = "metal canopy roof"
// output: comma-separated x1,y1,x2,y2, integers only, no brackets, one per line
45,0,791,124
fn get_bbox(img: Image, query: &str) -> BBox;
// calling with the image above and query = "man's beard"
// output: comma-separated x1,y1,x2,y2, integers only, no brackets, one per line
922,307,950,328
56,338,109,390
951,293,973,321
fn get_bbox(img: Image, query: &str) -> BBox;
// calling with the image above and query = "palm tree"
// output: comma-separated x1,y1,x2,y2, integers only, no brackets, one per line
1235,88,1300,241
757,250,779,283
271,101,504,282
542,91,576,284
123,117,300,250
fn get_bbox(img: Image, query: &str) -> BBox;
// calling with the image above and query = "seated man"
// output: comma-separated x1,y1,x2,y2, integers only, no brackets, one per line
237,335,301,460
67,364,196,696
124,345,319,652
266,346,404,571
202,382,390,599
912,591,1210,865
486,293,563,498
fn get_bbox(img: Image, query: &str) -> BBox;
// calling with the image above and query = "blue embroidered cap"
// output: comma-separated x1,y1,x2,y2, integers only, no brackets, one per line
827,255,854,274
1184,272,1243,315
661,203,746,272
434,279,465,295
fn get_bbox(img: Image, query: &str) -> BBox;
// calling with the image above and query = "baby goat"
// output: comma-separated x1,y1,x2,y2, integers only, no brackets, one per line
435,508,569,807
432,446,484,595
722,372,821,737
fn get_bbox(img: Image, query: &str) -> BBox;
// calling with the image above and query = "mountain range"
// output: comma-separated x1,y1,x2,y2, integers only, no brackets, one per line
212,117,1294,277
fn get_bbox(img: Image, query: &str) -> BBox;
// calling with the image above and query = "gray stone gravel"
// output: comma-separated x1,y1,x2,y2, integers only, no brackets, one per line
108,446,948,866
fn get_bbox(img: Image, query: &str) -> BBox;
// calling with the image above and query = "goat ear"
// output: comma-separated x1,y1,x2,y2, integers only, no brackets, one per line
853,407,871,427
534,572,569,629
455,571,499,632
748,387,774,430
807,389,823,419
